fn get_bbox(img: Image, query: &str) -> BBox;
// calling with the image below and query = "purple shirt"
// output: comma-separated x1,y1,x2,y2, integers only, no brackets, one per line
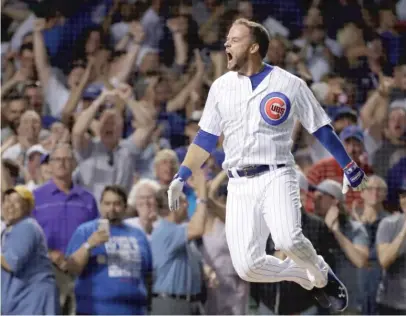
32,180,99,253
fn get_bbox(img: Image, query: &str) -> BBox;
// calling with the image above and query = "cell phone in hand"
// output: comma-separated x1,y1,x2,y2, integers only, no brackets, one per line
98,219,110,235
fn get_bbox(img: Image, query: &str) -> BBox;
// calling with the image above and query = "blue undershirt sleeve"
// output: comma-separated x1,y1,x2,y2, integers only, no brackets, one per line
177,129,219,180
312,125,352,168
192,129,219,154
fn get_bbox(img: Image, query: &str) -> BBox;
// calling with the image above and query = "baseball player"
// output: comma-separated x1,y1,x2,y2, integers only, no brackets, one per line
167,18,367,312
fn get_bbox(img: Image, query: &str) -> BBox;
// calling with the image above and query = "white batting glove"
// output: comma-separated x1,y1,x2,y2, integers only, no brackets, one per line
342,161,368,194
167,176,185,211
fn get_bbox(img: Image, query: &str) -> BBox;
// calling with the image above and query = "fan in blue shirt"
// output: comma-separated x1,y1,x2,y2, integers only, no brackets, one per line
1,186,59,315
65,185,152,315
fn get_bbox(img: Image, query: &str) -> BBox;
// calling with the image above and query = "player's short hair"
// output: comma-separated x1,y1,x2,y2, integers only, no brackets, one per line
232,18,270,59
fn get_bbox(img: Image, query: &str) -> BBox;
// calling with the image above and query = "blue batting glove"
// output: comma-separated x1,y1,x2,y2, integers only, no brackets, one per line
342,161,368,194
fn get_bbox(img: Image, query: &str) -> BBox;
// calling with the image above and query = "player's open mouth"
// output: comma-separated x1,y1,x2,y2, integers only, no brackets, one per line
226,52,233,62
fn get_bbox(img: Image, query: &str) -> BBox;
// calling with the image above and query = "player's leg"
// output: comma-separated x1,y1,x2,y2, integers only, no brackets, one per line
224,176,314,290
261,166,348,311
261,166,329,288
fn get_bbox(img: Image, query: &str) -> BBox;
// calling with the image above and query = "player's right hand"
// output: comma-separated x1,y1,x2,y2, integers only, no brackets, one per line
167,175,185,211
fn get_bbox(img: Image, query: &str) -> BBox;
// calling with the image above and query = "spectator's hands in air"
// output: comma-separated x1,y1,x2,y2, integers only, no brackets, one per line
115,82,134,102
167,16,188,36
324,205,339,232
193,49,205,74
34,18,46,33
129,21,145,44
377,72,395,97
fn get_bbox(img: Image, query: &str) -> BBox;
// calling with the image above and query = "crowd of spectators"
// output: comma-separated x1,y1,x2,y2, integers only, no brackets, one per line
1,0,405,315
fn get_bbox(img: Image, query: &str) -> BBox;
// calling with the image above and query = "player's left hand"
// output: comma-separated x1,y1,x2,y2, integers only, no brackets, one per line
342,161,368,194
167,175,185,211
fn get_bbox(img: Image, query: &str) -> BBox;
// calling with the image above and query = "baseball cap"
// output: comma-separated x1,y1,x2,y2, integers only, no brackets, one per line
390,99,406,111
82,83,104,100
315,179,344,202
339,125,364,144
5,185,35,210
26,144,48,158
42,116,60,130
332,106,358,123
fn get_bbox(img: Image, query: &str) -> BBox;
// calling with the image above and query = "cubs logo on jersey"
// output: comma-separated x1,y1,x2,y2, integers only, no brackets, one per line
260,92,291,126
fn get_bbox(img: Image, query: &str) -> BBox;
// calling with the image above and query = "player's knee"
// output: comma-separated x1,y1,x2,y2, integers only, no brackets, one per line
275,229,305,254
234,257,266,282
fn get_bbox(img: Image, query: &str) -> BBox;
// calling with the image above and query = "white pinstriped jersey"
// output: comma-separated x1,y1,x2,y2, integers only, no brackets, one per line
198,66,331,169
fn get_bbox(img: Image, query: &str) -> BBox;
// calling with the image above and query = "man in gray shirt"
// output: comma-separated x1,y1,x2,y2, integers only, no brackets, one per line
313,179,369,313
72,87,156,201
376,185,406,314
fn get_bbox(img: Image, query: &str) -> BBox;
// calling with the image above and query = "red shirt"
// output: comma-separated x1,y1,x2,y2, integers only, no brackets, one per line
305,158,374,212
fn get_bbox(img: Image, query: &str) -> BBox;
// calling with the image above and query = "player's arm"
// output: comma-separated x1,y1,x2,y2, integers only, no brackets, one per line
174,81,222,182
168,81,222,211
312,125,367,193
294,79,367,193
176,131,219,180
312,125,351,168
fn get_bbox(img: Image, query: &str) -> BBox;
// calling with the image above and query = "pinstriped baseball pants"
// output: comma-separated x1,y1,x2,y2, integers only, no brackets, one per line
225,166,329,290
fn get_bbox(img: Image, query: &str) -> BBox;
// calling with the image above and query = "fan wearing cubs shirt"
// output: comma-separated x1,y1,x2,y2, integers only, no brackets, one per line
167,18,368,313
